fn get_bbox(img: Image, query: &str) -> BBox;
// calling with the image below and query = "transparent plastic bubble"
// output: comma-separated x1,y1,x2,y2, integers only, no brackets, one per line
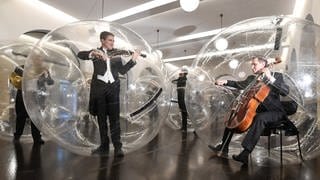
184,67,231,129
0,43,37,142
190,15,320,164
22,20,169,156
167,66,229,132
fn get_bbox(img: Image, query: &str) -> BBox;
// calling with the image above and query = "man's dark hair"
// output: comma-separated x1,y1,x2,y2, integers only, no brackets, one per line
100,31,114,40
252,56,268,66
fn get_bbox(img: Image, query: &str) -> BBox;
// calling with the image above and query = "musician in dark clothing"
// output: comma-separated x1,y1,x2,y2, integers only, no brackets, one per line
209,56,289,165
171,68,188,132
11,65,51,144
77,31,140,157
36,69,54,111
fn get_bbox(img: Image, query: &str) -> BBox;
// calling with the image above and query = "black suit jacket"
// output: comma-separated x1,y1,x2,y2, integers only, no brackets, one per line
226,72,289,113
171,75,187,88
78,48,137,115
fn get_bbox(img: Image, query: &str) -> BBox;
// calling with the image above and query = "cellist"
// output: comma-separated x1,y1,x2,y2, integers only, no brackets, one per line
209,56,289,165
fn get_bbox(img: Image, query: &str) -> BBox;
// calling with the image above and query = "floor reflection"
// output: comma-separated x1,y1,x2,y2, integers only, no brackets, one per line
0,126,319,180
14,142,43,180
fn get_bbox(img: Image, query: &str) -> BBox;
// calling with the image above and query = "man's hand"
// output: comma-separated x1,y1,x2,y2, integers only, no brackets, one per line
43,70,49,78
131,50,141,61
91,50,105,60
215,79,227,86
260,68,272,79
260,68,276,83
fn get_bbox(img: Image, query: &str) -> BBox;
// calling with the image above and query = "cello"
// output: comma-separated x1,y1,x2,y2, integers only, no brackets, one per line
225,57,281,133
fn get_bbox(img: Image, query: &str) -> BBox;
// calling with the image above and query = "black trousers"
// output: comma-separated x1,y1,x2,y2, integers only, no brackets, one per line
221,111,285,152
95,87,122,150
14,90,42,141
177,88,188,130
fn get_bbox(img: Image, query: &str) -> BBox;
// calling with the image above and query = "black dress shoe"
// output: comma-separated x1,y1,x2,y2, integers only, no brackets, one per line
181,129,187,133
232,154,248,165
208,144,221,151
92,146,109,155
114,148,124,158
181,125,187,130
34,139,45,145
13,136,20,143
208,144,228,154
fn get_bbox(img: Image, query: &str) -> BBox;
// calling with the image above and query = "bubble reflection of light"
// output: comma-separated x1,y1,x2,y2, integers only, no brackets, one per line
9,153,17,178
229,59,239,69
129,84,136,90
154,49,163,59
304,90,313,98
302,74,312,86
198,74,205,81
238,71,246,78
214,38,228,51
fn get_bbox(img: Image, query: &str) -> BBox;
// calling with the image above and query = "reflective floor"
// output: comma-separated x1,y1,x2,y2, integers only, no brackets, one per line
1,126,320,180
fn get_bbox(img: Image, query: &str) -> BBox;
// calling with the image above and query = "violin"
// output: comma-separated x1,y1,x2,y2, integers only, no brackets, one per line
107,49,147,58
92,49,146,61
225,57,281,133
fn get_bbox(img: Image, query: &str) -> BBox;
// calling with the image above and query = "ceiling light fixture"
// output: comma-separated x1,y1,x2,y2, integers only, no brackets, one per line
163,43,274,63
103,0,176,21
179,0,200,12
155,29,163,59
214,13,228,51
101,0,105,18
155,28,223,48
26,0,175,23
163,54,197,62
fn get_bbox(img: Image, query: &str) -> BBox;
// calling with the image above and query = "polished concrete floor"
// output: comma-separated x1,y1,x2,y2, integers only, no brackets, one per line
1,126,320,180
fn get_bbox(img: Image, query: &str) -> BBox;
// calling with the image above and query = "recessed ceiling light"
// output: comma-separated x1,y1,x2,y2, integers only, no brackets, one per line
103,0,176,21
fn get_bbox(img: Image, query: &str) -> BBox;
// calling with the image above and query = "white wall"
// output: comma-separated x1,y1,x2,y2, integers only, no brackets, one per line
0,0,77,42
310,0,320,24
293,0,320,24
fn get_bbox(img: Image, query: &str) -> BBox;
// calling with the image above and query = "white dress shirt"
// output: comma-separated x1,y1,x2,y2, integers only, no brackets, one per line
97,49,115,83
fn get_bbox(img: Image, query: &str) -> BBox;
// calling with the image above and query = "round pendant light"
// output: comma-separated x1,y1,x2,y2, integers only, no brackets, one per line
180,0,200,12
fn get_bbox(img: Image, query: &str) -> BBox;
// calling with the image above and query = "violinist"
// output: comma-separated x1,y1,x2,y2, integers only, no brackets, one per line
77,31,141,157
209,56,289,165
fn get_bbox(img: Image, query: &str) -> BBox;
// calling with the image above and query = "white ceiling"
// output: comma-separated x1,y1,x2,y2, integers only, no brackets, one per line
38,0,295,65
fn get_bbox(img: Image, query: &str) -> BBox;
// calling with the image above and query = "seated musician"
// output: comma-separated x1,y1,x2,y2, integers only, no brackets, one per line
209,56,289,165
